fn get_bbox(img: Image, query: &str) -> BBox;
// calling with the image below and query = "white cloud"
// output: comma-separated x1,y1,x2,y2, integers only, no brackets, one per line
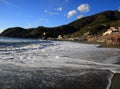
0,0,16,7
44,10,59,15
77,4,89,13
0,0,9,5
65,0,69,3
56,7,62,11
48,12,59,15
119,7,120,12
67,3,90,18
67,10,77,18
77,15,84,19
44,10,48,13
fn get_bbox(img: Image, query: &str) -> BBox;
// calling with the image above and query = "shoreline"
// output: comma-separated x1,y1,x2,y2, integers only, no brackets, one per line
110,73,120,89
98,43,120,49
64,40,120,89
0,37,119,89
71,40,120,49
64,40,120,49
51,38,120,48
75,40,120,48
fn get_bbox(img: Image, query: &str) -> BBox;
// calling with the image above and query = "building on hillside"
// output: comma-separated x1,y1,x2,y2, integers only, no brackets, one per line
103,27,120,36
103,29,112,36
118,27,120,31
57,35,63,40
107,33,120,45
102,27,120,45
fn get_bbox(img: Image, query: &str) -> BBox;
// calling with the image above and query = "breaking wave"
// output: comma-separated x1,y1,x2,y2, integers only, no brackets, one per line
0,37,120,89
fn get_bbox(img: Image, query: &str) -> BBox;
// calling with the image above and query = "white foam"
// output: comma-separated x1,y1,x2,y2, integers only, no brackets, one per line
106,72,114,89
0,41,120,73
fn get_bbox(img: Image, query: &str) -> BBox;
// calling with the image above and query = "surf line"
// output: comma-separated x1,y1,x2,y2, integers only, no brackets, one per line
106,71,114,89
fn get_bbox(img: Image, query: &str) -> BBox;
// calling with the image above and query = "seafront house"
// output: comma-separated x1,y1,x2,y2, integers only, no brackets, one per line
103,27,119,36
103,27,120,45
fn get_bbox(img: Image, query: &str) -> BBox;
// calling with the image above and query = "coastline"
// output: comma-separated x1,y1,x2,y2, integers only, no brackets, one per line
98,43,120,49
73,40,120,49
77,40,120,48
0,37,120,89
63,39,120,49
65,39,120,89
52,37,120,48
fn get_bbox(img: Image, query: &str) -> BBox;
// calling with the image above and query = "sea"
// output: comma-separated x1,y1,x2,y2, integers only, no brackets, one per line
0,37,120,89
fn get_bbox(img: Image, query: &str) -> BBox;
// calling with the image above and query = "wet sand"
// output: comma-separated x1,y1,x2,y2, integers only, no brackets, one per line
110,73,120,89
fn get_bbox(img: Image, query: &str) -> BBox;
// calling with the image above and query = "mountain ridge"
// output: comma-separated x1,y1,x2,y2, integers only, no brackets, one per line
1,10,120,40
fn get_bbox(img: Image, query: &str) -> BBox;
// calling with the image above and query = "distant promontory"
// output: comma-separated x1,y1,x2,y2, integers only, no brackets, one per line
0,10,120,45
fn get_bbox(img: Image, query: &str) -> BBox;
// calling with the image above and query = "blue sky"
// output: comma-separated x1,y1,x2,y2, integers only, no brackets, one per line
0,0,120,32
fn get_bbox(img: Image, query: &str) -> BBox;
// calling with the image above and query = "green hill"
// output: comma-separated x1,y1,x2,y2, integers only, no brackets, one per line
0,25,78,39
67,10,120,37
1,10,120,39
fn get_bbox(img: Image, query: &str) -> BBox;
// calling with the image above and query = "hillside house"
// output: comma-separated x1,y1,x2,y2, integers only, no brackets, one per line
107,33,120,45
57,35,63,40
103,27,120,45
103,27,119,36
